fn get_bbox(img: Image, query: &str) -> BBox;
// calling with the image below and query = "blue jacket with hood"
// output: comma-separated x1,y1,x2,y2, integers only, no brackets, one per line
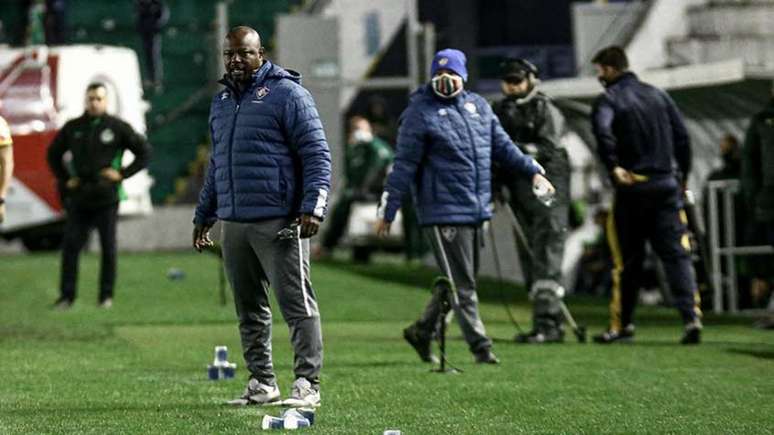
379,84,541,226
194,60,331,225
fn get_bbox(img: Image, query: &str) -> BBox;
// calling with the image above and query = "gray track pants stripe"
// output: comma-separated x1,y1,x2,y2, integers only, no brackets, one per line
221,219,323,384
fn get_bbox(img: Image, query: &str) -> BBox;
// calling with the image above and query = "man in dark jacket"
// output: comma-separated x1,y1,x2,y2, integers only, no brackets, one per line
742,91,774,246
589,46,702,345
742,88,774,311
492,58,571,344
47,82,151,309
376,48,554,364
193,27,331,408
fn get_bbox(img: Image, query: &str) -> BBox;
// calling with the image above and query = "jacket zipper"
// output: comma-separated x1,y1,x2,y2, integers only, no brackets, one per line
456,101,481,219
228,101,240,214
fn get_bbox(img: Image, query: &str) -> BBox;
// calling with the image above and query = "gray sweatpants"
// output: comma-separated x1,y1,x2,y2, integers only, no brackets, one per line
221,219,323,385
415,225,492,353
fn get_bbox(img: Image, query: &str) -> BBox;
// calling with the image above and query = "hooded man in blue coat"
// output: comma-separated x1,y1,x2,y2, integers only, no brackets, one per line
193,26,331,407
376,49,555,364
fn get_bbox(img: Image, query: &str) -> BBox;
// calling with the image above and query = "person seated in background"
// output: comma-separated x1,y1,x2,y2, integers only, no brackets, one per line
314,116,393,259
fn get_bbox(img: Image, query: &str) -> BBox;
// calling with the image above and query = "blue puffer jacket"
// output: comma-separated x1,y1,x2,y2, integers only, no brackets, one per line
379,85,540,226
194,61,331,225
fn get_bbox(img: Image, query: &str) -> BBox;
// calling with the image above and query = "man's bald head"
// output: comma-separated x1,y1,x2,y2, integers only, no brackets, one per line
226,26,262,48
223,26,264,85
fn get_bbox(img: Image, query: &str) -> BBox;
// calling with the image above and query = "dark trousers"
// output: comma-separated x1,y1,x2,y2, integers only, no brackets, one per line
59,203,119,302
414,225,492,354
607,187,701,330
141,31,163,84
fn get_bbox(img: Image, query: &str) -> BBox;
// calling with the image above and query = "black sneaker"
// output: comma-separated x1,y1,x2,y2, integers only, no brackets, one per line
473,349,500,364
593,324,635,344
515,329,564,344
53,297,73,311
403,325,438,364
680,323,702,345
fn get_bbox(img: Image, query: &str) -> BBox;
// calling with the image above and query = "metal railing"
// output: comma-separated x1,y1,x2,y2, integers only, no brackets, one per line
706,179,774,313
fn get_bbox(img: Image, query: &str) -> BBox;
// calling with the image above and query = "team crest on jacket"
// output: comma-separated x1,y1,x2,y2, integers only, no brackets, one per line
441,226,457,242
464,102,477,114
100,128,115,144
256,86,270,100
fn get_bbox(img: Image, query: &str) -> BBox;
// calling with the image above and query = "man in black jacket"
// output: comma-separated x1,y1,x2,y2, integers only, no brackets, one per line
590,46,702,344
47,83,151,309
742,89,774,246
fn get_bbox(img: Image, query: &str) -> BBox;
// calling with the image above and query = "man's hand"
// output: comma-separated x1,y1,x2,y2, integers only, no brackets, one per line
299,214,321,238
0,203,5,224
376,218,391,238
532,173,556,195
66,177,80,190
193,223,214,252
612,166,635,186
100,168,123,183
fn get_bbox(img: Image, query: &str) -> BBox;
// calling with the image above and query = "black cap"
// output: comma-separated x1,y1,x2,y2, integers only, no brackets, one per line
500,58,538,80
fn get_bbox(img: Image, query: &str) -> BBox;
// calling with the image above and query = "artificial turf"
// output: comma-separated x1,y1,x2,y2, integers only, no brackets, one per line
0,252,772,434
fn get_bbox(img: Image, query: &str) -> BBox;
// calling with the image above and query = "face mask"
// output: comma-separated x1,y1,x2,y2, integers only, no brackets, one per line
352,129,373,143
431,73,463,99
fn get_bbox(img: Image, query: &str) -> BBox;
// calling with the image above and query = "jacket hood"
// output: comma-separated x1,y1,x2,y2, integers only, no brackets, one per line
266,61,302,84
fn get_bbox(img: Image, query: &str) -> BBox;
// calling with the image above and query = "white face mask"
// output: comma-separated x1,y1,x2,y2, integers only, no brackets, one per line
431,73,464,99
352,129,374,143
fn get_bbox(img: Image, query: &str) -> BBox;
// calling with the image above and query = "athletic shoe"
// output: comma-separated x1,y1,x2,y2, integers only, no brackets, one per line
680,322,702,345
53,297,73,311
403,324,439,364
473,349,500,364
515,329,564,344
593,324,635,344
98,298,113,309
284,377,321,408
226,378,281,406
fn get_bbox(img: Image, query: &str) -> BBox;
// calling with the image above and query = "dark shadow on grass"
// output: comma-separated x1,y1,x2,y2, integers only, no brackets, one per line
328,360,422,369
725,348,774,360
318,258,767,337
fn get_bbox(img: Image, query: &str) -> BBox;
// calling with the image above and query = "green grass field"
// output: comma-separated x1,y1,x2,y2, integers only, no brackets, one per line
1,252,772,434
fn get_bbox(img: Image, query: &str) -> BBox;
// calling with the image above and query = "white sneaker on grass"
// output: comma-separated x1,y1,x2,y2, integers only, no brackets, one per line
283,377,320,408
226,378,281,406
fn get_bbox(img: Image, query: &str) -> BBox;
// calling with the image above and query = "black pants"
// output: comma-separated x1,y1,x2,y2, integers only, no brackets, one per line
59,203,119,302
140,31,163,84
607,187,701,330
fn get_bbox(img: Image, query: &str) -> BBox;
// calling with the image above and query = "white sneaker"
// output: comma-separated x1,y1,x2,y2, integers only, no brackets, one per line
226,378,281,406
284,378,320,408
